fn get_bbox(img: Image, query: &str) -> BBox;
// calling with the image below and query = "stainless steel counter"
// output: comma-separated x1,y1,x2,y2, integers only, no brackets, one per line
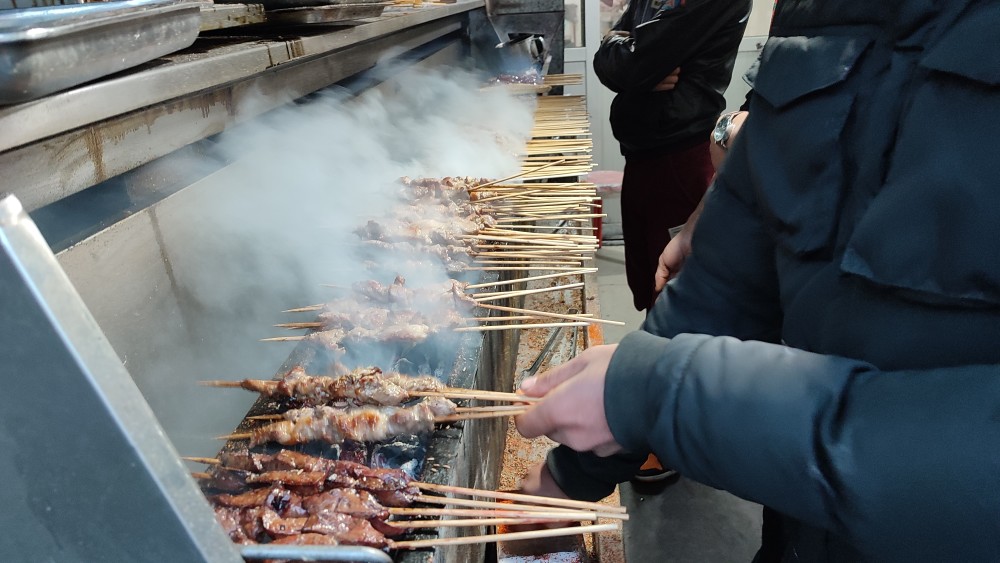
0,0,485,212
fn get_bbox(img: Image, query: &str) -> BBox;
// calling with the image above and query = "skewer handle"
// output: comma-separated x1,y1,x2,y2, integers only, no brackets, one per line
390,522,619,550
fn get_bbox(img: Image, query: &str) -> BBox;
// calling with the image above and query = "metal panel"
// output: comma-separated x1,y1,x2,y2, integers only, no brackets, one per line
0,194,241,563
0,16,467,213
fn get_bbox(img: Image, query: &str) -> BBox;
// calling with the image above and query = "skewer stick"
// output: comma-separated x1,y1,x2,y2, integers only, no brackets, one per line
473,282,585,303
275,322,323,329
388,508,593,520
470,159,569,190
199,380,246,388
282,304,322,313
390,522,620,550
454,322,590,332
464,266,588,272
183,456,222,465
453,405,533,413
217,432,253,441
390,517,589,528
412,496,626,520
414,482,627,514
477,302,625,326
260,336,306,342
474,281,588,298
409,389,539,402
435,409,528,422
473,189,545,203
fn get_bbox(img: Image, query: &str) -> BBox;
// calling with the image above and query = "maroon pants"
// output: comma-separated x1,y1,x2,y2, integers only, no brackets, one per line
621,141,715,311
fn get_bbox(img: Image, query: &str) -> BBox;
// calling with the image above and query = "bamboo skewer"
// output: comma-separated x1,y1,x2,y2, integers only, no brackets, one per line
199,380,539,404
187,456,624,516
454,322,589,332
472,282,585,303
390,522,620,550
387,508,596,520
471,159,569,191
465,268,595,289
389,517,580,528
411,496,626,520
477,302,624,326
415,482,626,514
243,405,530,422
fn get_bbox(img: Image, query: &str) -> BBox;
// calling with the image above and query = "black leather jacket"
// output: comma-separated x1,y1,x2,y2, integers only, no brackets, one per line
551,1,1000,561
593,0,750,157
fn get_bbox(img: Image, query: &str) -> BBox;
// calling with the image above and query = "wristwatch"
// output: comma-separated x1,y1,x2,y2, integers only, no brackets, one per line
712,111,739,150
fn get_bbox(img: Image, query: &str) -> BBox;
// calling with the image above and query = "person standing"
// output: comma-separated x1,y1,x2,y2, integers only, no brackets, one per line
594,0,751,312
594,0,752,488
518,1,1000,560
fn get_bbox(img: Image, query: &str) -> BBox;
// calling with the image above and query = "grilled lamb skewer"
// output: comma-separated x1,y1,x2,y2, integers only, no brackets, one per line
211,486,397,547
201,453,419,506
220,366,444,407
234,397,458,447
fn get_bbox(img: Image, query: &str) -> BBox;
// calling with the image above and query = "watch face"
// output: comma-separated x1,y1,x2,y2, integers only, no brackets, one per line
713,126,725,142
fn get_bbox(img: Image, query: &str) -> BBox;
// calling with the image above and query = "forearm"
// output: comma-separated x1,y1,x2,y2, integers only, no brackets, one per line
606,332,1000,559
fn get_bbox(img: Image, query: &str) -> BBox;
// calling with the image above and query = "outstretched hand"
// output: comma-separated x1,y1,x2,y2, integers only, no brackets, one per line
515,345,623,457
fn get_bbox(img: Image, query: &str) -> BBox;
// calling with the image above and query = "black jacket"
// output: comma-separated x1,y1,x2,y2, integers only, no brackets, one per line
593,0,750,156
551,1,1000,561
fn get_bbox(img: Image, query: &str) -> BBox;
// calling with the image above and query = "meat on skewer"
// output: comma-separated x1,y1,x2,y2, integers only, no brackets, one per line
204,451,421,507
212,486,394,547
245,397,458,447
229,366,444,407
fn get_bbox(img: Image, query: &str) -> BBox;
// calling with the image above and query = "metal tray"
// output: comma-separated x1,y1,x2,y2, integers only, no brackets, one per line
216,0,381,13
0,0,202,105
265,1,387,24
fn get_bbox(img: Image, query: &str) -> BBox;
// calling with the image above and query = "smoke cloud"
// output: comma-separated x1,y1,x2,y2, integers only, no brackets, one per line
134,61,536,458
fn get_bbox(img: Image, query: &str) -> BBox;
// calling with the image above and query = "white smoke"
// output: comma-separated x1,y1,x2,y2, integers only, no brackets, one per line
142,62,537,457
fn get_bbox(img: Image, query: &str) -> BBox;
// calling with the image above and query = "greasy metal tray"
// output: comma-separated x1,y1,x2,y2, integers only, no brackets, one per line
0,0,201,105
216,0,381,13
265,1,387,24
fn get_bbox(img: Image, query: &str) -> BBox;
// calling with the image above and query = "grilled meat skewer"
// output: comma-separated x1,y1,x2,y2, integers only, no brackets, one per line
244,397,457,447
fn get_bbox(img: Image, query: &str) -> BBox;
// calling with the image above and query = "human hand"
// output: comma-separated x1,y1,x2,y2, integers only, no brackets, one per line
502,462,574,531
653,68,681,92
654,226,693,292
519,461,569,499
515,345,623,457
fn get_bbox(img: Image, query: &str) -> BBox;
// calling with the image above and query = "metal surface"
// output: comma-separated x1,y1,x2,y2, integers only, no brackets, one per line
0,194,241,563
267,2,390,25
0,0,82,9
0,0,201,104
198,2,265,30
241,544,394,562
522,307,577,377
0,2,482,213
0,0,481,153
219,0,383,12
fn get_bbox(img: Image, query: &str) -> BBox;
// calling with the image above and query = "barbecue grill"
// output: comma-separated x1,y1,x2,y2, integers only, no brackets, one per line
0,1,592,560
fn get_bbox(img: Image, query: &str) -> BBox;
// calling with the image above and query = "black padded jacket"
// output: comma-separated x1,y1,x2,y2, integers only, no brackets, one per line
551,1,1000,561
593,0,751,156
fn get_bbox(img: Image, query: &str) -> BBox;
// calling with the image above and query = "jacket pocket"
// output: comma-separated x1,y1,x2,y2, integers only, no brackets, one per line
743,35,873,255
842,5,1000,307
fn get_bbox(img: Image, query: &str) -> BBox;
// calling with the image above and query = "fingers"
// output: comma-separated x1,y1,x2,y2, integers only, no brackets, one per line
520,353,588,397
516,399,557,439
652,68,681,91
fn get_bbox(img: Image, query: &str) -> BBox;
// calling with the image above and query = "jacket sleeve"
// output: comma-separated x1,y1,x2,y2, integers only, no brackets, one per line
605,331,1000,560
543,138,784,501
593,0,750,93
